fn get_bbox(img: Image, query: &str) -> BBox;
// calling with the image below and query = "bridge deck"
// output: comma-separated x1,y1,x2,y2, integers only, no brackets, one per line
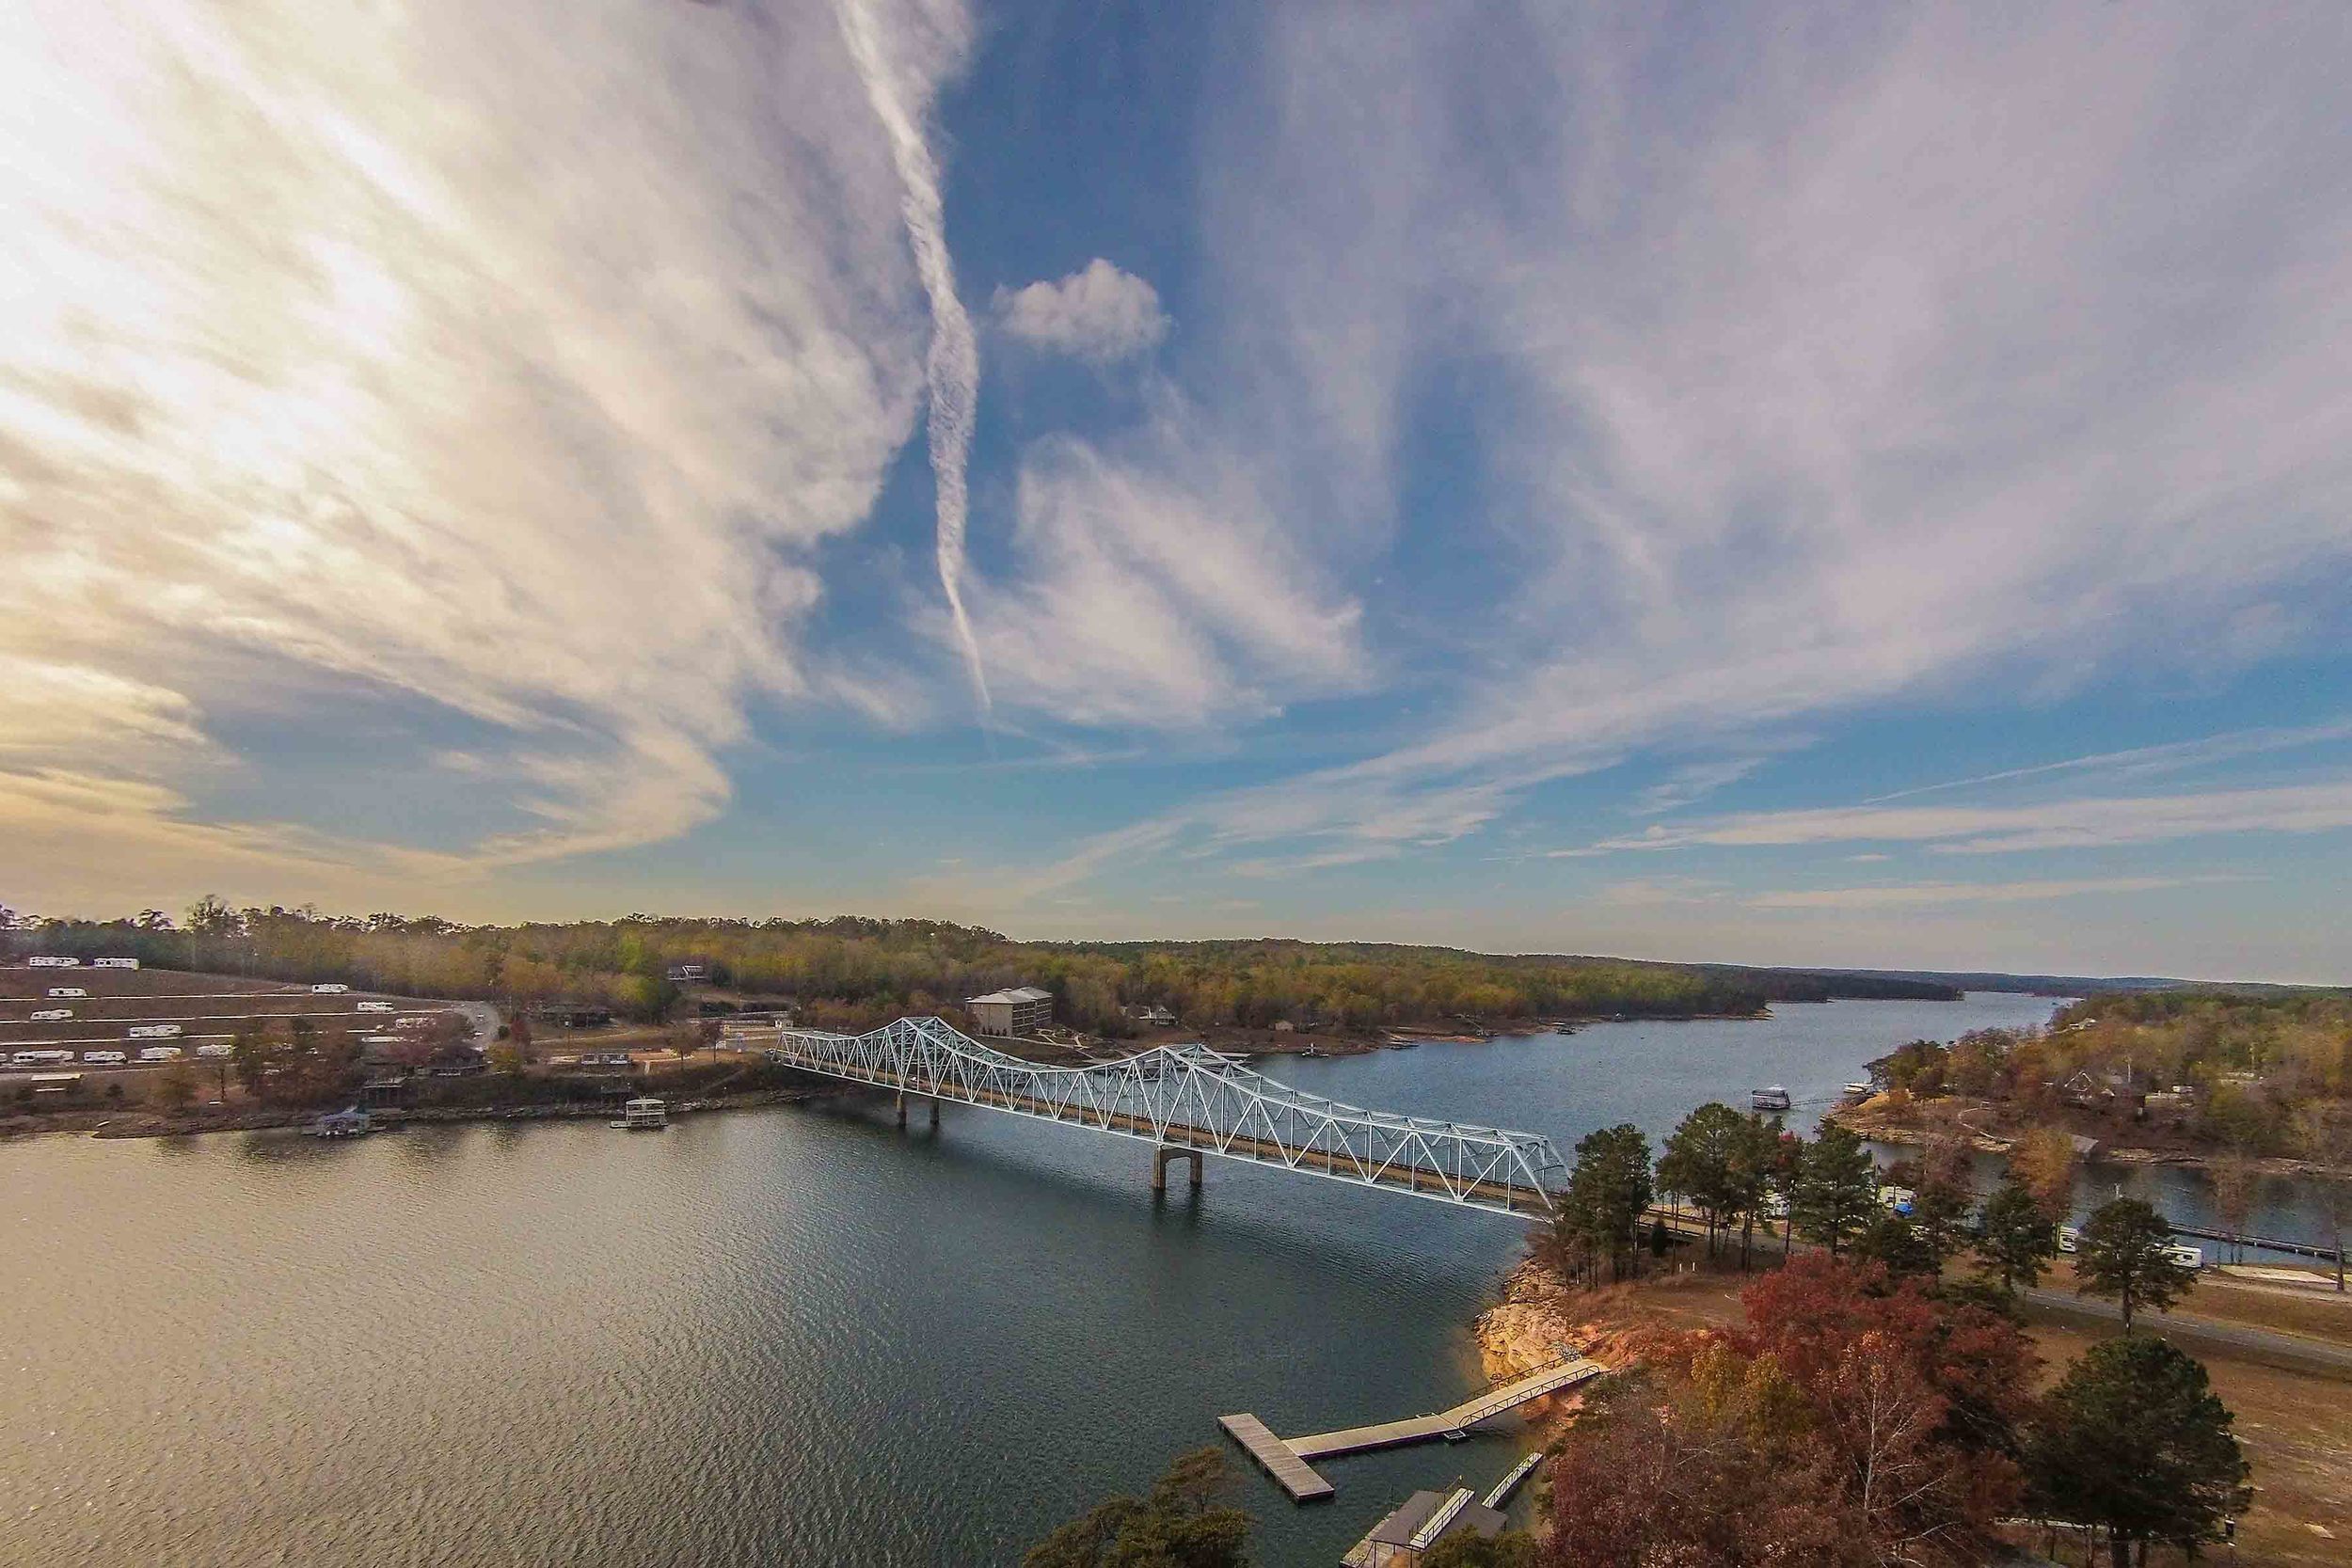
1287,1357,1606,1460
774,1051,1554,1216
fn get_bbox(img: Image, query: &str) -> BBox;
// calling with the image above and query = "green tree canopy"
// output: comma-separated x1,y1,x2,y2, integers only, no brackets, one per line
1024,1448,1252,1568
1789,1124,1879,1258
1658,1102,1746,1255
2076,1197,2197,1328
1555,1122,1653,1282
2027,1335,2249,1568
1975,1178,2059,1296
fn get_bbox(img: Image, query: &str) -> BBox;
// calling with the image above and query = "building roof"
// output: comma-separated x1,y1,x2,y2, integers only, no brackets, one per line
967,986,1053,1006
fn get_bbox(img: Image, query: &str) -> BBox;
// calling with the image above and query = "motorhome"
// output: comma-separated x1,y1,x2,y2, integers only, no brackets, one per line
26,956,79,968
2057,1225,2081,1254
1878,1185,1916,1215
127,1022,183,1039
2165,1243,2203,1270
311,983,349,993
91,957,139,969
135,1045,184,1062
82,1050,127,1066
11,1049,76,1067
356,1001,395,1013
195,1042,233,1059
30,1008,72,1022
391,1015,434,1030
47,987,87,998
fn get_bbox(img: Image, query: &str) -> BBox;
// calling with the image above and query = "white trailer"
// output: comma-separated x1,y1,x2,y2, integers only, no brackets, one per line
127,1022,184,1039
26,956,79,968
91,957,140,970
30,1008,72,1022
46,987,87,998
135,1045,184,1062
11,1049,76,1067
310,983,349,993
195,1042,233,1059
356,1001,395,1013
82,1050,127,1066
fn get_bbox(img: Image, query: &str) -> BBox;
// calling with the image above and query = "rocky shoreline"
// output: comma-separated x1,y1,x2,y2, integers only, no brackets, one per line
1824,1101,2346,1180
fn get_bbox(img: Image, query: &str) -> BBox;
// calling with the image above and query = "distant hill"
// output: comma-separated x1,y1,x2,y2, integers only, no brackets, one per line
1765,966,2309,997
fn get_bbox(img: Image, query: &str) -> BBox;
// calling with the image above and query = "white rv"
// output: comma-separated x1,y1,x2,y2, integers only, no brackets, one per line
311,983,349,993
47,987,88,998
30,1008,72,1022
195,1042,233,1059
82,1050,127,1066
135,1045,184,1062
91,957,139,970
12,1049,76,1067
127,1022,183,1039
356,1001,396,1013
26,956,79,969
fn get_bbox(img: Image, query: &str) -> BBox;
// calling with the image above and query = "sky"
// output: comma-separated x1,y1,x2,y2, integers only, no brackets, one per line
4,1,2350,980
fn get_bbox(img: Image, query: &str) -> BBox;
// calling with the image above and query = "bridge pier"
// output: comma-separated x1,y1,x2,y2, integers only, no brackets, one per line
1152,1145,1203,1192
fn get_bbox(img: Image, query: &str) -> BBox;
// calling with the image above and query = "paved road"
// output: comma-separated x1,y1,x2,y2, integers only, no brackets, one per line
2019,1287,2352,1374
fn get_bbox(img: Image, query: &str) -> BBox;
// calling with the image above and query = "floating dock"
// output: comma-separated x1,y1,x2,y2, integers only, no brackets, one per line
1216,1413,1335,1502
1220,1356,1604,1503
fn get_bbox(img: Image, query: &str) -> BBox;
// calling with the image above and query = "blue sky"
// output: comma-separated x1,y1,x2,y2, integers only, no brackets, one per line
5,1,2351,980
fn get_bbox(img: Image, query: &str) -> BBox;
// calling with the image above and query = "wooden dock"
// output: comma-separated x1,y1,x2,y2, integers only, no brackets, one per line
1216,1413,1334,1502
1483,1450,1544,1510
1220,1356,1604,1504
1288,1356,1605,1461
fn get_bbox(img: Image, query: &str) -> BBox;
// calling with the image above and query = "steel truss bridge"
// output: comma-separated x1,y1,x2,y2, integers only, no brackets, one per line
755,1016,1567,1220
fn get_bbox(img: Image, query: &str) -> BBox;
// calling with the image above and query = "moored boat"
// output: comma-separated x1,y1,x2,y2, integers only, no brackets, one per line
612,1097,668,1130
1750,1085,1792,1112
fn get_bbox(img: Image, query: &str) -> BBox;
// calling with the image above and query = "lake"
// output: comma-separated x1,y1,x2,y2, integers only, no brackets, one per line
3,990,2320,1566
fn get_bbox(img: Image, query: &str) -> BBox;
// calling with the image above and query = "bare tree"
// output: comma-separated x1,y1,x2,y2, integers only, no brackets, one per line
2294,1103,2352,1292
2208,1149,2259,1265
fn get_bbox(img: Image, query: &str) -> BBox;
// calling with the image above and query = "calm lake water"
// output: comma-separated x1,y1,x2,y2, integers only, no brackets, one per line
3,990,2324,1566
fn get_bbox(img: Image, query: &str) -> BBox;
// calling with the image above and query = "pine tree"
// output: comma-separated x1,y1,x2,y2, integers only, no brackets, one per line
2076,1197,2197,1328
1790,1124,1879,1257
1974,1177,2058,1295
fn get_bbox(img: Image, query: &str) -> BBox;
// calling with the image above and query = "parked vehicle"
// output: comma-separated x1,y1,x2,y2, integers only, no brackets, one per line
26,956,79,968
391,1015,434,1030
30,1008,72,1021
2057,1225,2081,1255
311,983,349,993
135,1046,184,1062
46,987,87,998
82,1050,127,1066
91,957,139,969
11,1049,76,1067
356,1001,395,1013
194,1042,233,1059
127,1023,183,1039
2165,1243,2204,1270
1750,1085,1793,1112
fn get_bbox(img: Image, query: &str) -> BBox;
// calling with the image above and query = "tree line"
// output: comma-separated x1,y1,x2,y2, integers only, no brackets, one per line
0,900,1952,1036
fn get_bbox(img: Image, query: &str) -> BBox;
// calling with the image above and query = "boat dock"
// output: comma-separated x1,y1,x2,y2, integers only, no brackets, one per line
1217,1413,1335,1502
1220,1355,1604,1502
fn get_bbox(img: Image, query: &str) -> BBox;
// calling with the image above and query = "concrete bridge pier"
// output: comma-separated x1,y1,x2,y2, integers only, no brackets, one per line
1152,1145,1203,1192
895,1091,939,1130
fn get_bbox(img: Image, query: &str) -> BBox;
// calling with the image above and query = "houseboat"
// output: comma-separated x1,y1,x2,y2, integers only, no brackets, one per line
1750,1085,1792,1112
306,1106,375,1139
612,1097,668,1131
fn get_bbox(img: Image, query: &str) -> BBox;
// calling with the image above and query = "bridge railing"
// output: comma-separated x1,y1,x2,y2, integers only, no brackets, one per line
755,1016,1565,1219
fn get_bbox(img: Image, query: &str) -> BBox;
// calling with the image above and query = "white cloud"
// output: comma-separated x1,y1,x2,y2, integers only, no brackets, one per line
0,0,956,898
957,403,1368,730
1586,780,2352,856
1047,4,2352,886
1749,877,2229,911
994,260,1170,363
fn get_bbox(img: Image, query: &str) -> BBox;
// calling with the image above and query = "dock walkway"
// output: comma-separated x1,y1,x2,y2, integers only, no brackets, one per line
1221,1355,1604,1503
1289,1356,1605,1461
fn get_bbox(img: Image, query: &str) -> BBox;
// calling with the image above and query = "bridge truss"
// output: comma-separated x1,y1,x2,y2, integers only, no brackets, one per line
755,1016,1566,1219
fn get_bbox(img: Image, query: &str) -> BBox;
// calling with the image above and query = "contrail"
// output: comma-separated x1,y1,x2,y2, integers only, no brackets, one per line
835,0,993,721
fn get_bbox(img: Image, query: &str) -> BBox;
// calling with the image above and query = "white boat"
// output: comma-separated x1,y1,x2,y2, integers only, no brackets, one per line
1842,1080,1874,1099
612,1097,668,1130
1750,1085,1792,1112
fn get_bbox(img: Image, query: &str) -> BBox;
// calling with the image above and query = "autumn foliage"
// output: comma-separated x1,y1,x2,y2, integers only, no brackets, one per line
1542,1258,2031,1566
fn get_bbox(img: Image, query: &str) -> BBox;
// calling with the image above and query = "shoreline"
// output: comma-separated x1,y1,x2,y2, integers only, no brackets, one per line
1,1084,838,1144
1823,1101,2349,1180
